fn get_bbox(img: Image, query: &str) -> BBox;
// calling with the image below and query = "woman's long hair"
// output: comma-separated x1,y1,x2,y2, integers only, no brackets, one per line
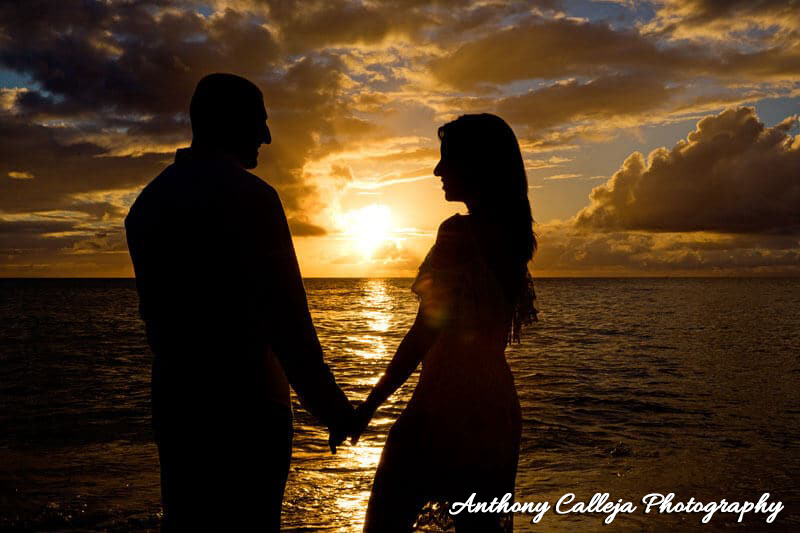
438,113,537,342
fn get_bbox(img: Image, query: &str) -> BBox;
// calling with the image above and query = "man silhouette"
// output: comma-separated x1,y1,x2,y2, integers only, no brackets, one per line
125,73,353,531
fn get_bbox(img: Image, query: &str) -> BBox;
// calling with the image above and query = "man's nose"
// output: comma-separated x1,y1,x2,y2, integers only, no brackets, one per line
263,123,272,144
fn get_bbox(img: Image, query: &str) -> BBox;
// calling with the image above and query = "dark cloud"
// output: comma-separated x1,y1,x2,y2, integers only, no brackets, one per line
497,75,681,132
429,16,695,90
0,0,371,267
533,224,800,276
650,0,800,42
0,2,280,117
0,115,170,213
288,218,327,236
660,0,800,25
0,214,123,258
575,107,800,234
430,15,800,90
257,54,375,208
0,218,76,240
243,0,562,52
261,0,412,53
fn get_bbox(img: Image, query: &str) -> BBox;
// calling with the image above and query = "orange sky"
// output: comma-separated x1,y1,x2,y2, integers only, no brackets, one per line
1,1,799,277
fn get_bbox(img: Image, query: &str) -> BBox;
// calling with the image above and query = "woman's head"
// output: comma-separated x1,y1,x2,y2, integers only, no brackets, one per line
434,113,536,262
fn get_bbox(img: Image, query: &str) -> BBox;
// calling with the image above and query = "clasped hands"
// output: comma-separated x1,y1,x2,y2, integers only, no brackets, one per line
327,401,375,454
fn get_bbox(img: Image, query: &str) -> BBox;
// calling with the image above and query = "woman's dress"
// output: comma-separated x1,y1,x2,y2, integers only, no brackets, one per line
364,214,530,532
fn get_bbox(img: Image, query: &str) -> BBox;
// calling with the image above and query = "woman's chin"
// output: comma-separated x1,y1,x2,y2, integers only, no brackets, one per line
443,190,463,203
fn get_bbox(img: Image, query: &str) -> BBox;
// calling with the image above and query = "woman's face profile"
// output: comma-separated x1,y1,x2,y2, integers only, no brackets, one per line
434,136,468,203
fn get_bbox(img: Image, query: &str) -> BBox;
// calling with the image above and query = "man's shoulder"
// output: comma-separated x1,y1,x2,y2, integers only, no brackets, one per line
230,172,287,222
125,163,178,227
125,156,284,229
234,168,278,199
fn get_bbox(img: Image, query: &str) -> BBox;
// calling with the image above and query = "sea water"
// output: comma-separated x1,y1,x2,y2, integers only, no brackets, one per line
1,278,798,531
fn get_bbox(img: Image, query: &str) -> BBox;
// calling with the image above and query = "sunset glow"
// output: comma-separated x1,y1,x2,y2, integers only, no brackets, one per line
0,1,798,277
340,204,394,260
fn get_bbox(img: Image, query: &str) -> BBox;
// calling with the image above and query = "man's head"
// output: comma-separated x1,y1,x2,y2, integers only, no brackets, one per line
189,73,271,169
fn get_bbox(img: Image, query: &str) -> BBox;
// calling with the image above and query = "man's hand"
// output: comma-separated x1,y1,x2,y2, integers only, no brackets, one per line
349,401,375,445
328,427,348,454
328,404,356,454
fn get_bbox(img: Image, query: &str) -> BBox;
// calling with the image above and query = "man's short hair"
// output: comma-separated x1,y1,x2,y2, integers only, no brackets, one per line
190,73,263,141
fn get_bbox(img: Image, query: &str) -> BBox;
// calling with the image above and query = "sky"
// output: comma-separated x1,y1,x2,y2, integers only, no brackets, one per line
0,0,798,277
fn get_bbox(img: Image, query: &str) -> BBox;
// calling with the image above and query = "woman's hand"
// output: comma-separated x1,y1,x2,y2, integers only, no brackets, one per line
347,315,437,445
349,401,376,445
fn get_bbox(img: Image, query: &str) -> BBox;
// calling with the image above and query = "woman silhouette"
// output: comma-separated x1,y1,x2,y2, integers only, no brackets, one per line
350,114,537,532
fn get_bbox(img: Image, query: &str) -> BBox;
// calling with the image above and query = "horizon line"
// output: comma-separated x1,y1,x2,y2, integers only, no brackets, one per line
2,275,799,280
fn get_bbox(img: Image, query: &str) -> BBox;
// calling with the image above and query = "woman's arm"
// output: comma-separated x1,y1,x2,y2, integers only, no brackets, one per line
348,216,464,443
350,307,440,442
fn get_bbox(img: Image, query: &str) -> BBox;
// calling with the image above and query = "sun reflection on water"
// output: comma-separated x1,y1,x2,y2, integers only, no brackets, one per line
330,280,397,529
333,489,373,530
333,443,385,531
287,279,410,531
351,280,394,360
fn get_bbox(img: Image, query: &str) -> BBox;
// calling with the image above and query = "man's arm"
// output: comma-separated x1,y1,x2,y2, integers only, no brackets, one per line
249,186,353,432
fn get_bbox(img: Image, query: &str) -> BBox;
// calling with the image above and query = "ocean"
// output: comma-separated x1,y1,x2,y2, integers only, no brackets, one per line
1,278,798,531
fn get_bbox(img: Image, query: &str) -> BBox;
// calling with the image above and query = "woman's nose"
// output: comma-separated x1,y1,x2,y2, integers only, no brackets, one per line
434,160,442,176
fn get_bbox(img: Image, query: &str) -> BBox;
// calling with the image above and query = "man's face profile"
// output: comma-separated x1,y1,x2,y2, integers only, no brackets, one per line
231,98,271,169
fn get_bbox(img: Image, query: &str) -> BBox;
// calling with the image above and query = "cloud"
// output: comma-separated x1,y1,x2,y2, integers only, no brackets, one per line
543,173,582,181
0,1,372,260
0,116,170,214
372,240,421,271
532,222,800,276
647,0,800,43
429,16,696,89
430,14,800,90
529,107,800,276
0,3,281,117
524,156,572,170
497,75,681,132
257,54,375,209
288,218,327,237
7,171,34,180
0,1,369,193
256,0,417,53
575,107,800,234
1,1,798,275
0,209,123,257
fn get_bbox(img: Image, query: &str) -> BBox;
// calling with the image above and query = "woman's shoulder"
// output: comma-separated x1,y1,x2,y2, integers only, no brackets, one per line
437,213,470,235
432,214,473,266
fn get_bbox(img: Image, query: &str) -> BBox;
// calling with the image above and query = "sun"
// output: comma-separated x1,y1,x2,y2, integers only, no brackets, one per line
341,204,393,259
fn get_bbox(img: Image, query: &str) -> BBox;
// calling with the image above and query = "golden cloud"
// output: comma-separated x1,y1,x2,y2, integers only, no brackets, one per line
576,107,800,234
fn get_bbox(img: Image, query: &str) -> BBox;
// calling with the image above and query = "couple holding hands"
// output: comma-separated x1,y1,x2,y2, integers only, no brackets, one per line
126,73,536,532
